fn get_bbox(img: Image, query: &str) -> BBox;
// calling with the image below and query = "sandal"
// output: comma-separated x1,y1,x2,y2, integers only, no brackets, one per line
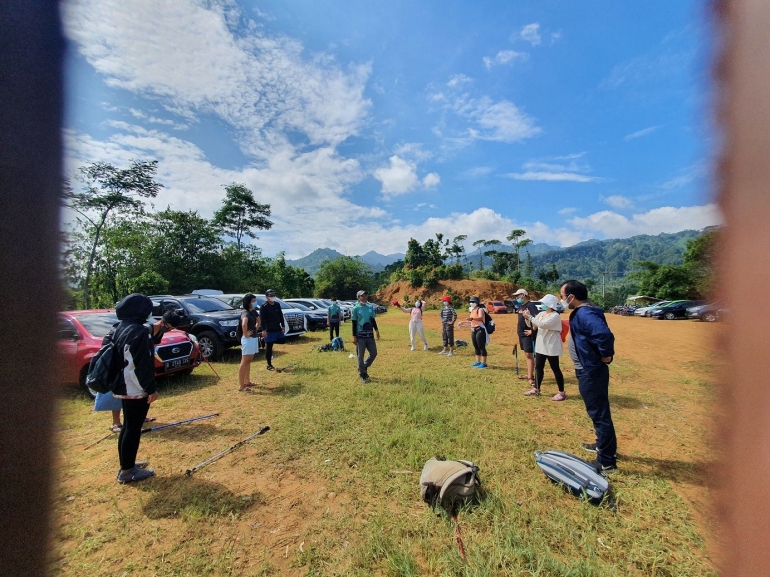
517,375,531,380
552,391,567,401
109,424,122,433
238,387,254,393
523,388,540,397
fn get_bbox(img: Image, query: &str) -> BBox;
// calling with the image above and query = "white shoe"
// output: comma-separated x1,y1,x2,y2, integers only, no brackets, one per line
438,350,447,355
410,346,415,351
447,352,454,357
424,344,429,351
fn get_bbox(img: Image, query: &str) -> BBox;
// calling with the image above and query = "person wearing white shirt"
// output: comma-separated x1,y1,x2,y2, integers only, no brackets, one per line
522,294,566,401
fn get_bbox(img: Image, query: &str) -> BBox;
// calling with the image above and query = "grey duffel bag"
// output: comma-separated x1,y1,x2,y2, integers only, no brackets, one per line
535,450,609,504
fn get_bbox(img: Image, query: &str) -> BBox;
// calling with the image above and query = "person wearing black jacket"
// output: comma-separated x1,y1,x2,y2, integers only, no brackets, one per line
111,294,160,484
259,289,285,371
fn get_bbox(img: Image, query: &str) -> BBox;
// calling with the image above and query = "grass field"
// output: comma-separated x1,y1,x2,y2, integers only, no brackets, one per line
52,311,720,576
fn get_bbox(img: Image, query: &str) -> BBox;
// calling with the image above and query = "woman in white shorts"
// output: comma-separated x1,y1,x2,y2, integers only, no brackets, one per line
238,294,260,392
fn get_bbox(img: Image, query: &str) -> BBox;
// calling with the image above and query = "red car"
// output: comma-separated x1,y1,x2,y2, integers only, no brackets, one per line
57,309,202,397
487,301,508,314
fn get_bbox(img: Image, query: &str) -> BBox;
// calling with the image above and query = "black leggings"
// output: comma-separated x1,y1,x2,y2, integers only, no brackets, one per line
265,342,275,366
472,328,487,356
119,397,150,470
535,353,564,391
329,322,339,340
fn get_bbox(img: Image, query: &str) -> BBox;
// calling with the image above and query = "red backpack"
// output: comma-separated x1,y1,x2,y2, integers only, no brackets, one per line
560,320,570,342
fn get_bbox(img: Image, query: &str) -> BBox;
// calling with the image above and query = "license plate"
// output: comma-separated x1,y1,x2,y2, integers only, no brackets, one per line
164,358,191,371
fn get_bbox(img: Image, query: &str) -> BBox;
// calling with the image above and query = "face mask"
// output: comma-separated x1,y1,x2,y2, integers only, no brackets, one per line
267,297,274,303
539,305,548,311
414,301,421,308
515,298,523,305
469,303,477,310
251,301,257,309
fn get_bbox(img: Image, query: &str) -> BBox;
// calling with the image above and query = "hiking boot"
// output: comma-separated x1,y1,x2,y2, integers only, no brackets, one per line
438,350,447,355
581,442,598,453
423,344,429,351
117,466,155,484
471,361,481,367
410,346,415,351
551,391,567,401
266,365,275,371
475,363,488,369
589,459,618,474
523,388,540,396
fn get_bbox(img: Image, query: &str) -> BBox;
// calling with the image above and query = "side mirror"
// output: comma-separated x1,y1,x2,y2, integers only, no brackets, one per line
58,328,78,341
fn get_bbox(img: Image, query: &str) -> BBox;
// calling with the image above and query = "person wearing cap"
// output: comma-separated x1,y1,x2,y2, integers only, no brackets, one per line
398,298,429,351
352,290,380,383
522,294,566,400
259,289,285,371
514,288,539,386
464,296,489,368
327,298,343,341
438,296,458,356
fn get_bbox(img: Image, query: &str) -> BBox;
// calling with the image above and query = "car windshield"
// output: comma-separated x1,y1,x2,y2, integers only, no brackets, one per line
254,295,295,310
491,302,504,306
77,313,119,338
289,302,310,311
179,297,235,313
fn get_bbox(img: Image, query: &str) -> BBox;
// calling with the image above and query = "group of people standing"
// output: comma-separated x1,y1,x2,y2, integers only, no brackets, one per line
238,289,286,392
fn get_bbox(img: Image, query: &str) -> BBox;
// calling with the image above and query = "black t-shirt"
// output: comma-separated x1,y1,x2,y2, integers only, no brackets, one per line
259,301,284,332
517,301,540,336
240,309,259,336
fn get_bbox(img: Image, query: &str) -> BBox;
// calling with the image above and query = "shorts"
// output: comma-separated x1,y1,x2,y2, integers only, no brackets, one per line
518,335,534,354
263,331,285,344
241,336,259,355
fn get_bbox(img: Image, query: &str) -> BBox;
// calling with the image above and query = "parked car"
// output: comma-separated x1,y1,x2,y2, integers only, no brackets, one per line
149,295,244,360
279,301,328,331
285,298,351,320
487,301,508,314
58,309,202,398
504,299,518,313
215,293,308,339
634,301,670,316
686,301,721,322
650,300,706,320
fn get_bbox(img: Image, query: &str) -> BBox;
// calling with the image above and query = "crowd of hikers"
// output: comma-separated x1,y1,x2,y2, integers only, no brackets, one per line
95,279,617,483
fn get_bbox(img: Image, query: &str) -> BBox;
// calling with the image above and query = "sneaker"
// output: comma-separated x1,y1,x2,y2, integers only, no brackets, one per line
551,391,567,401
447,352,454,357
471,361,481,367
438,350,447,355
424,344,429,351
589,459,618,474
581,442,598,453
410,346,415,351
266,365,275,371
523,388,540,396
117,466,155,484
475,363,488,369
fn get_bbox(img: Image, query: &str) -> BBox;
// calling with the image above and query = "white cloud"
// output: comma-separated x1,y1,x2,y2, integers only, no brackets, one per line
393,142,433,162
569,204,722,238
447,74,473,88
623,125,661,141
373,156,419,196
62,0,372,156
454,97,540,142
483,50,528,70
422,173,440,188
602,195,634,209
558,207,576,215
520,23,542,46
461,166,493,178
505,172,604,183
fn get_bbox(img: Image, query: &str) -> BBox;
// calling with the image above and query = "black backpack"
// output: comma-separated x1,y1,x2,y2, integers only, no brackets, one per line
85,335,121,395
484,311,496,334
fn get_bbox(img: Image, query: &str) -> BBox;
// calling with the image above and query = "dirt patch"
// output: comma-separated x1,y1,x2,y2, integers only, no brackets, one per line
375,279,539,308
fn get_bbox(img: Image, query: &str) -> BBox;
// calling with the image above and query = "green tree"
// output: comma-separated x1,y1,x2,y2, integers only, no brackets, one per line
404,238,427,268
65,160,163,307
472,239,487,270
315,256,374,299
212,183,273,252
506,228,532,275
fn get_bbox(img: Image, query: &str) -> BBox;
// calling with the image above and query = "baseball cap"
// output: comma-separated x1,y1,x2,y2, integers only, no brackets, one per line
512,288,529,296
469,295,480,304
266,288,276,296
442,296,451,302
356,290,367,297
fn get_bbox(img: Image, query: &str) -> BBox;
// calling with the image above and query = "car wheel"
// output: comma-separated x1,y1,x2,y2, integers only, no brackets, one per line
79,365,96,399
664,312,676,320
703,312,717,322
196,331,223,361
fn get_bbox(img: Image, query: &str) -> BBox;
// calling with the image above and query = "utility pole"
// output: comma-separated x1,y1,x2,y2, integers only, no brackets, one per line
601,271,608,298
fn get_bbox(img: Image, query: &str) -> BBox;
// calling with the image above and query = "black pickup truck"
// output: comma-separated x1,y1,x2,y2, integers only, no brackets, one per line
150,295,242,360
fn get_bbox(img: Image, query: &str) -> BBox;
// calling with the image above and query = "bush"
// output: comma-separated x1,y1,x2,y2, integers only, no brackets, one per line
408,268,424,288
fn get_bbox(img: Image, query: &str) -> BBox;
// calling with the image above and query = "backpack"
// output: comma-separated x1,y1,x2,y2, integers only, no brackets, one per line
331,336,344,351
534,450,609,505
315,343,333,352
484,311,496,334
85,335,121,395
560,320,570,343
420,458,481,510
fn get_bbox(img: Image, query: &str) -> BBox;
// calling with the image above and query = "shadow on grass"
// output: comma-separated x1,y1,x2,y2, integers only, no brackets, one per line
132,474,265,520
622,455,712,486
142,422,243,442
157,373,221,398
609,394,650,410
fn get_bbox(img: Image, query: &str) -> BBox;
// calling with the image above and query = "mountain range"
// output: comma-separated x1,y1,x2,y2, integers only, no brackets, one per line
286,248,406,275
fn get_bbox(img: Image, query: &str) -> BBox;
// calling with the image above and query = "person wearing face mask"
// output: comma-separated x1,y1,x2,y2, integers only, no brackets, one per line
238,294,260,392
464,296,489,368
560,279,618,474
513,288,539,386
352,290,380,383
438,296,457,356
399,298,429,351
327,298,343,341
522,294,566,400
259,289,285,371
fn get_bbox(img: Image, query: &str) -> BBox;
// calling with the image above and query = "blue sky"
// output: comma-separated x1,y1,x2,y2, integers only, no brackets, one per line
62,0,719,259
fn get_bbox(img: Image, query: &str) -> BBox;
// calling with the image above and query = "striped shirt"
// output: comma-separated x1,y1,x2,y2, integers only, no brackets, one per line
440,306,458,325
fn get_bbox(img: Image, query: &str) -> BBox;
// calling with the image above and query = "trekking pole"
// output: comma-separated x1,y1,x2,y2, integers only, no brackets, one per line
452,513,467,562
141,413,219,434
512,344,519,375
185,426,270,476
185,331,220,378
83,431,115,451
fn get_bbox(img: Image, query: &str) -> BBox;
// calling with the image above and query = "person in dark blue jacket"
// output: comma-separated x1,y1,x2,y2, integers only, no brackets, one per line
560,280,618,473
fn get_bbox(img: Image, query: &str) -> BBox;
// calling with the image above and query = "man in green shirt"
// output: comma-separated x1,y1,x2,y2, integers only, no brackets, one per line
327,297,343,341
351,290,380,383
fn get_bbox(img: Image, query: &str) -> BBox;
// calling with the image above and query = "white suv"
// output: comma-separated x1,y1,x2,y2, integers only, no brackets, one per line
215,293,307,337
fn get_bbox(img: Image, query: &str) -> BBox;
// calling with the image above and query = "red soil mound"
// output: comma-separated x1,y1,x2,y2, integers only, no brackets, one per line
374,279,542,308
